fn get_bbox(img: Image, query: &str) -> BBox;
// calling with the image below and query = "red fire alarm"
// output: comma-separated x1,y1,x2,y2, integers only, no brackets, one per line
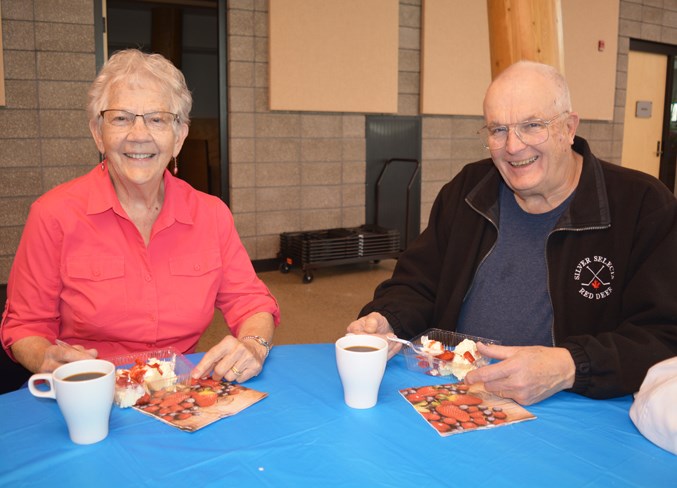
598,40,605,52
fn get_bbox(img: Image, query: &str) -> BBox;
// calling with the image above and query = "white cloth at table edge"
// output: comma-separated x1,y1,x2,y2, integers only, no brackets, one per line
629,356,677,456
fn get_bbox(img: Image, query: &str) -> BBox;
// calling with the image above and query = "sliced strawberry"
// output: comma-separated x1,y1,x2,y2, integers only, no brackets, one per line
450,393,483,406
191,388,218,408
472,416,488,426
415,386,438,397
430,421,451,433
421,412,441,421
437,350,455,361
158,392,190,408
196,377,222,389
406,393,426,403
463,351,476,363
115,371,131,387
436,402,471,423
135,393,151,406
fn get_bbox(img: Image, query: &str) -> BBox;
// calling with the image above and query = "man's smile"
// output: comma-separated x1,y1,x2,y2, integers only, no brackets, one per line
508,155,538,167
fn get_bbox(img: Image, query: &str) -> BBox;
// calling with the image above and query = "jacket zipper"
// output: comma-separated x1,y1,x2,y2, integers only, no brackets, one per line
463,198,499,302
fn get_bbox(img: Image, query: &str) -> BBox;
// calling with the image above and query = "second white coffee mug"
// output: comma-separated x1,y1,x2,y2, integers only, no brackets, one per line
335,334,388,409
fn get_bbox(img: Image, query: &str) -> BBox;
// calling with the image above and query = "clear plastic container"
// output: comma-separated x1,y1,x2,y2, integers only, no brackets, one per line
107,347,195,391
401,329,500,377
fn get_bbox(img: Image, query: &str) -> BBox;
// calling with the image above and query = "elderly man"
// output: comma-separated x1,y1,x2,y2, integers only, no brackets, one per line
347,60,677,405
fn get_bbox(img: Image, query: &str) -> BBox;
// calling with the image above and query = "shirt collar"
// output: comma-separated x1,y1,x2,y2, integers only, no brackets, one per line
86,161,194,226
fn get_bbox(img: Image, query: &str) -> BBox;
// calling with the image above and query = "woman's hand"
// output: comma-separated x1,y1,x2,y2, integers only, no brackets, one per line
43,342,98,372
346,312,402,359
192,312,275,383
191,335,266,383
12,336,97,373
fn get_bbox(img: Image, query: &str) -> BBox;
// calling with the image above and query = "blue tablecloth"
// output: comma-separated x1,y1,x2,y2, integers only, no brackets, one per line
1,343,675,487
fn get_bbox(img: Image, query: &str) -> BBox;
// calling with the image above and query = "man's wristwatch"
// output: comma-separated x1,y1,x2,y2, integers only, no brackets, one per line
241,335,272,358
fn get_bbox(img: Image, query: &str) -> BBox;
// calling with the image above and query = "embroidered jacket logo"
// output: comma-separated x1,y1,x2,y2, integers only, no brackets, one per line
574,256,615,300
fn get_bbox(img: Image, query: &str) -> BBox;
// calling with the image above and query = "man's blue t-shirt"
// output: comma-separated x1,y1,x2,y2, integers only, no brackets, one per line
456,182,572,346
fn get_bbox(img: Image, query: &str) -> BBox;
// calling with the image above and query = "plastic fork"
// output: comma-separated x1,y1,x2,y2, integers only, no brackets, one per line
386,336,441,356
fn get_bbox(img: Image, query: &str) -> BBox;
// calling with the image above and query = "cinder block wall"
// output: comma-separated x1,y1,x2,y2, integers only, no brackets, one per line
227,0,677,254
1,0,676,283
227,0,403,259
0,0,99,282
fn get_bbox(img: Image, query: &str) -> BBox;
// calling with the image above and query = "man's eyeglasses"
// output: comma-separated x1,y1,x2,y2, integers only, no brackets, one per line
100,109,179,132
478,111,569,150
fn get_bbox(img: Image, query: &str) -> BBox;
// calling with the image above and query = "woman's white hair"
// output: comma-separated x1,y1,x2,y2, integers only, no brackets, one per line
87,48,192,129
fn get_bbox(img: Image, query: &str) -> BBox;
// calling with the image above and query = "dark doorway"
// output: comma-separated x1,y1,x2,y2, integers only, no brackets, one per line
97,0,228,201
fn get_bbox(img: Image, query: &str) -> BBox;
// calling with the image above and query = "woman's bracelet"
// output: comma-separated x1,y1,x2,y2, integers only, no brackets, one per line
241,335,272,358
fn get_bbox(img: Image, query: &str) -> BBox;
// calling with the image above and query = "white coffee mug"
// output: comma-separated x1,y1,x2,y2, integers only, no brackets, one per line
28,359,116,445
335,334,388,409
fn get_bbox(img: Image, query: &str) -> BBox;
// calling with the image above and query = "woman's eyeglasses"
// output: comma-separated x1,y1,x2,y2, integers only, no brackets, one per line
100,110,179,132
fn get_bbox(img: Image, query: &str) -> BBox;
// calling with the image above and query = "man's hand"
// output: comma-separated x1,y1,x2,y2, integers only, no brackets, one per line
464,343,576,405
346,312,401,359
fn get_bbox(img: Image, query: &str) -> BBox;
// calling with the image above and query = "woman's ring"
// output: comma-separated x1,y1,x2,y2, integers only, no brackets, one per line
231,366,242,376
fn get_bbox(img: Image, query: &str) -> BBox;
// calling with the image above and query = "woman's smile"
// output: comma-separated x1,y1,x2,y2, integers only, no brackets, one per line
124,152,156,160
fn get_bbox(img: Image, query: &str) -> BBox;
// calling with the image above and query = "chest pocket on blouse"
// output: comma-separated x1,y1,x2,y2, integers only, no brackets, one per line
65,255,128,328
168,250,222,320
169,251,221,277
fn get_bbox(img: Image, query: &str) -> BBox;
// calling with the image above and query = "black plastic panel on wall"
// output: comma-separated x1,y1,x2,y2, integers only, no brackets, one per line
366,116,422,250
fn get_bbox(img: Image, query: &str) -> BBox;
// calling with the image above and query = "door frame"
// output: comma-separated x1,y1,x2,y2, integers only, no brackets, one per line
630,39,677,192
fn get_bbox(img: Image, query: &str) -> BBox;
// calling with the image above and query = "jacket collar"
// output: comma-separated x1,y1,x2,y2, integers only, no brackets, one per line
466,136,611,230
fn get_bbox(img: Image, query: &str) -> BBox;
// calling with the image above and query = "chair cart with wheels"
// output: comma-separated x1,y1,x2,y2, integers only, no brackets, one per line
278,158,418,283
278,225,400,283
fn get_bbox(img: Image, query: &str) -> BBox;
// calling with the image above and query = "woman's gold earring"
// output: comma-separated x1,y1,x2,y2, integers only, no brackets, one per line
172,157,178,176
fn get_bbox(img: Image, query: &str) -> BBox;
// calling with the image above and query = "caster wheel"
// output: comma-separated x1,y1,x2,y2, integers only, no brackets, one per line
303,272,314,284
279,262,290,273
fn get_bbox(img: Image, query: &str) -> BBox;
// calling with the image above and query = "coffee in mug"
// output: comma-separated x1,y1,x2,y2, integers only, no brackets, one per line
64,372,107,382
344,345,380,353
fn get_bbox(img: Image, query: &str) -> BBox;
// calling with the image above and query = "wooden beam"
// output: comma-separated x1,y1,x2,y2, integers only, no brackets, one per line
487,0,564,79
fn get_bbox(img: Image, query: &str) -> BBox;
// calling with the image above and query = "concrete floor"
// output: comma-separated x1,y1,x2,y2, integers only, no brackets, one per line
195,259,396,352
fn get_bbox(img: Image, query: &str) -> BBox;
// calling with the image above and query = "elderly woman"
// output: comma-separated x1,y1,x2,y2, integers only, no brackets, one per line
1,49,279,385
